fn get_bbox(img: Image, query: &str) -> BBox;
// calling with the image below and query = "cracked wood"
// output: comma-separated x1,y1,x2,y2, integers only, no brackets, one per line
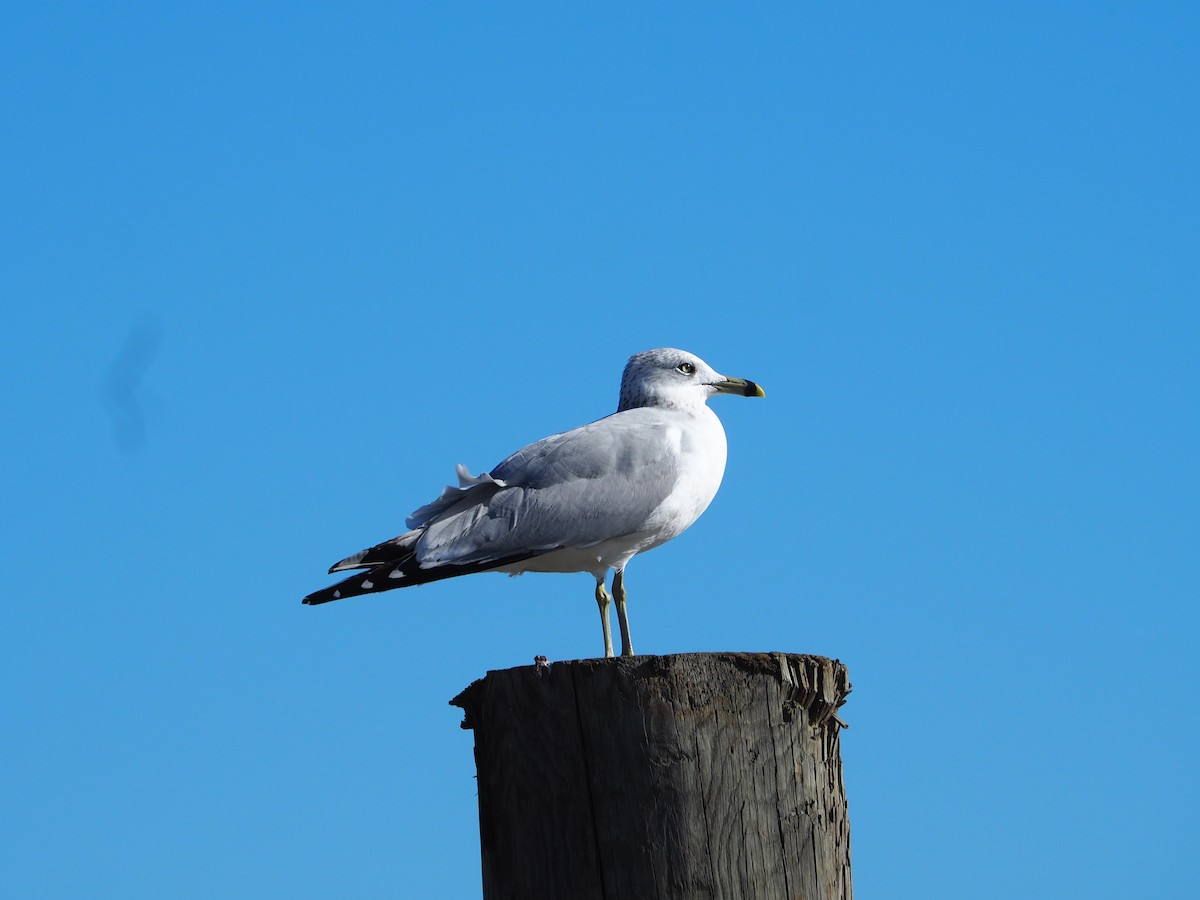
451,652,853,900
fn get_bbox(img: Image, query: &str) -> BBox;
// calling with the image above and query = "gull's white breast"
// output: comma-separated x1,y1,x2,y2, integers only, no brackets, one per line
638,406,728,547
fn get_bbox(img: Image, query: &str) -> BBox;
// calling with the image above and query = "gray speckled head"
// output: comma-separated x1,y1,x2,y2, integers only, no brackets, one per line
617,348,763,411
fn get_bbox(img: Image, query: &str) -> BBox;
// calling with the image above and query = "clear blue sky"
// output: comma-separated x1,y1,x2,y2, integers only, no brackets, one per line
3,3,1197,897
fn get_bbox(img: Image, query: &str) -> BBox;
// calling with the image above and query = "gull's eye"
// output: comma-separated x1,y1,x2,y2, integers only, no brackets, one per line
677,362,696,375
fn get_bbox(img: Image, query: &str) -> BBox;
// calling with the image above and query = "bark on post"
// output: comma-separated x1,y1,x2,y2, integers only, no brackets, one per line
450,652,852,900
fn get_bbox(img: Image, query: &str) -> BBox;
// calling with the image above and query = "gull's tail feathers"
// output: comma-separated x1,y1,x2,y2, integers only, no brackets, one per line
325,465,509,575
328,530,422,573
302,543,546,606
302,557,429,605
303,464,534,606
405,465,507,530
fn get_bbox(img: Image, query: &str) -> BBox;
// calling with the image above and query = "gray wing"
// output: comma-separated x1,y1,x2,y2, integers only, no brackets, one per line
411,407,681,567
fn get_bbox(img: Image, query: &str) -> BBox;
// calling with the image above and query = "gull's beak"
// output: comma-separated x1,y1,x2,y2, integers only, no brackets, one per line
711,376,766,398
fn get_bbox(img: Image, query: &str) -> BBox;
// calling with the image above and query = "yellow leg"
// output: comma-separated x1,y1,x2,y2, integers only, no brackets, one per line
613,569,635,657
595,580,614,658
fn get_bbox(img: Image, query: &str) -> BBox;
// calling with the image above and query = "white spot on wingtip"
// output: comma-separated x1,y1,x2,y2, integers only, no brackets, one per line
389,569,405,579
361,579,373,589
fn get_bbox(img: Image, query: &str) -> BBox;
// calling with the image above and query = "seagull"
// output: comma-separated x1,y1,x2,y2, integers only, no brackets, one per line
302,348,765,657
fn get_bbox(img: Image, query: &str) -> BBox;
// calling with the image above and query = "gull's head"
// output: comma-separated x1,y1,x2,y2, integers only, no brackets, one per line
617,348,766,412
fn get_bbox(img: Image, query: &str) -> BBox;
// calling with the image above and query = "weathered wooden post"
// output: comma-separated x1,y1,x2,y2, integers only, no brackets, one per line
450,652,852,900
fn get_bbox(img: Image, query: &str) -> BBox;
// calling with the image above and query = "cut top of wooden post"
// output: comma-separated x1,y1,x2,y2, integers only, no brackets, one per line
451,652,853,900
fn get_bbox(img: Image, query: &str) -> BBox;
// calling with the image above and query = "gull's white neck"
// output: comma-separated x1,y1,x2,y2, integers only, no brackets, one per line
617,387,715,414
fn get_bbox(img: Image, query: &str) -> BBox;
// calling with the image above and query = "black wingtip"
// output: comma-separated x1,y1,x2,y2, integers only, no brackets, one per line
301,587,341,605
302,549,544,608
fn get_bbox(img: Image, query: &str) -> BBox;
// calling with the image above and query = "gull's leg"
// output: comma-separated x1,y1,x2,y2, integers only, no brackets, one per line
613,569,635,657
595,579,615,658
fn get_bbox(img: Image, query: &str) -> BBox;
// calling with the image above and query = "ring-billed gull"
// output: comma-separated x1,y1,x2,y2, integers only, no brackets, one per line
302,348,764,657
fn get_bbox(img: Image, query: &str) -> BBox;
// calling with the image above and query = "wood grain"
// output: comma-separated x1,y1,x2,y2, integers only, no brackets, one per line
451,652,852,900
